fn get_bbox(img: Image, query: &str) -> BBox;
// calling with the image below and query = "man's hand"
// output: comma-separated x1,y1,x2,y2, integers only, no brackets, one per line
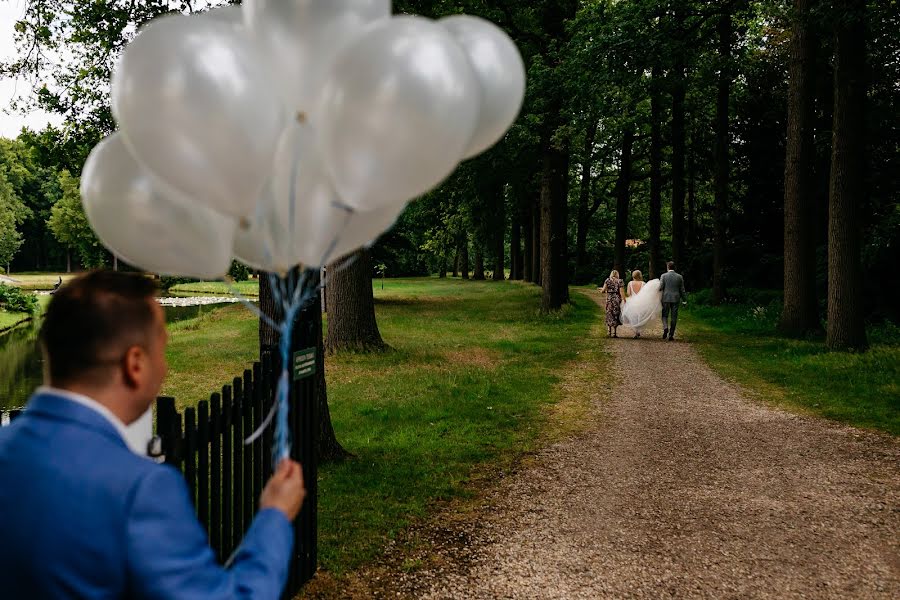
260,459,305,521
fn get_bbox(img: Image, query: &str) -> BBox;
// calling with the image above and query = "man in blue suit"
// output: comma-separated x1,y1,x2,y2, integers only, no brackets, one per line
0,271,306,599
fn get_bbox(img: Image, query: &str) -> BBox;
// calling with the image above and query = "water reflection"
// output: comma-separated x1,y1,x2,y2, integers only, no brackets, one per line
0,301,231,410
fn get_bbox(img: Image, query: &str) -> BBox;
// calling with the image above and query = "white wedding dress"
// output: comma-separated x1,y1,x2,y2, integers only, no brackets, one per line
621,279,662,332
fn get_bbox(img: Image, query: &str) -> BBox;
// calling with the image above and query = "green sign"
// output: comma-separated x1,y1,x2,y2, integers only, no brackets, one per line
292,348,317,381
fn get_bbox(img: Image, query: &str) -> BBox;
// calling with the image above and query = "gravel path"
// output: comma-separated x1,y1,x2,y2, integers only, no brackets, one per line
348,292,900,599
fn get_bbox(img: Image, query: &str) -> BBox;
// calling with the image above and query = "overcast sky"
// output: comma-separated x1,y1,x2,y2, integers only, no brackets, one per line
0,0,65,138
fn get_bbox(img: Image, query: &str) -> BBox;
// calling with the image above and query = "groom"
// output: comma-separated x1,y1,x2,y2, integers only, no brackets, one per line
0,270,305,599
658,261,687,341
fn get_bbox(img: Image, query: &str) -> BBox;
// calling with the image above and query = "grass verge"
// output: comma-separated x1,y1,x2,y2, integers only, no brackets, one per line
169,280,260,297
680,304,899,436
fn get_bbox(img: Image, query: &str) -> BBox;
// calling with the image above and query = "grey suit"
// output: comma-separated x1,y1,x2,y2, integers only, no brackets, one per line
658,270,687,338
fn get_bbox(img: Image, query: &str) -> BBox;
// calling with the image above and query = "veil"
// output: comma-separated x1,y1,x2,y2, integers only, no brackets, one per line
621,278,662,329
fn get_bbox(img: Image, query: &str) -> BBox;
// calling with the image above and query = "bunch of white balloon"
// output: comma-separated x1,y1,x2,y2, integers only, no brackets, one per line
81,1,527,279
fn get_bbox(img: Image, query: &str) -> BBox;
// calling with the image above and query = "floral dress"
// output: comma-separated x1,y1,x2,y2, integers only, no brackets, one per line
604,277,622,327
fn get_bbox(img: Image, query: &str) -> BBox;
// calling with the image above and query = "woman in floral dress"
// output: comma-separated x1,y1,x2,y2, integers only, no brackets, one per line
601,270,625,337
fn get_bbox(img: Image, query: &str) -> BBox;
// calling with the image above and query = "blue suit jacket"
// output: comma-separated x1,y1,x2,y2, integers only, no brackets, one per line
0,392,294,599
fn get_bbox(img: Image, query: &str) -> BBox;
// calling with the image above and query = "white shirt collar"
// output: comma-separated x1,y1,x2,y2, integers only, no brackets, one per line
37,386,132,447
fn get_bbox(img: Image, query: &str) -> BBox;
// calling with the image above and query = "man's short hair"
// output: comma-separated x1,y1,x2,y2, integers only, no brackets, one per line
666,261,675,271
40,271,159,386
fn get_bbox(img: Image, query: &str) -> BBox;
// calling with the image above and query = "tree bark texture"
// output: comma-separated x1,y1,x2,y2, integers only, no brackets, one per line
532,196,542,286
523,202,534,282
780,0,821,336
576,115,599,283
826,0,868,351
325,249,386,354
460,236,470,280
493,185,506,281
510,217,522,280
614,126,635,277
649,65,664,280
712,9,732,305
473,244,486,280
540,141,570,312
687,139,697,248
671,9,687,269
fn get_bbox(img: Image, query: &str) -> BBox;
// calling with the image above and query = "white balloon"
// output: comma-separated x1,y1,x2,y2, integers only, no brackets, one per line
111,14,285,218
317,16,481,211
439,15,526,158
234,123,406,272
243,0,390,119
81,134,237,279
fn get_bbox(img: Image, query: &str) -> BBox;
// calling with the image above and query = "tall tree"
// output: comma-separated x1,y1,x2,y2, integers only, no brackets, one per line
510,217,523,280
712,7,733,305
325,249,386,354
575,114,599,282
473,243,486,280
779,0,821,336
670,3,688,268
649,64,664,279
0,170,26,270
540,130,570,312
613,126,635,276
826,0,868,351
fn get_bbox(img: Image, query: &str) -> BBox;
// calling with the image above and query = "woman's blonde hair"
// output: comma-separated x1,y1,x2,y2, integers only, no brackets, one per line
632,270,643,281
609,270,620,280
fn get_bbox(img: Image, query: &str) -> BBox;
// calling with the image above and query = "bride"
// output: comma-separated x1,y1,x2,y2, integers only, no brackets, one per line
621,270,662,338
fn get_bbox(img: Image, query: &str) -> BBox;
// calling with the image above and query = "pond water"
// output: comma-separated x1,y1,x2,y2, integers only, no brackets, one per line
0,301,232,411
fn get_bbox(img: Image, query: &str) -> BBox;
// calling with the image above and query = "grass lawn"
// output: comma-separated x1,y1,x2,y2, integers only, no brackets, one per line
680,304,900,436
3,273,76,291
169,280,260,297
161,277,600,574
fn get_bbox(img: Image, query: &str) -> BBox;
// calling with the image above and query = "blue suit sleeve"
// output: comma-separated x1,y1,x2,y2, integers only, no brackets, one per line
125,466,294,600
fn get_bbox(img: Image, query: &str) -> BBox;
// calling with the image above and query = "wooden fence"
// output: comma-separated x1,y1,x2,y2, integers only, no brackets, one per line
1,349,317,599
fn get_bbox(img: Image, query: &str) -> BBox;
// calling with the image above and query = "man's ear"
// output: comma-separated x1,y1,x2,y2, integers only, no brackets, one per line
122,345,145,389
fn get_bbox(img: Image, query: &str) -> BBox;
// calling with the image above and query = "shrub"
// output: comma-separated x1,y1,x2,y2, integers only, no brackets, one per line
0,284,38,314
159,276,196,291
228,261,251,282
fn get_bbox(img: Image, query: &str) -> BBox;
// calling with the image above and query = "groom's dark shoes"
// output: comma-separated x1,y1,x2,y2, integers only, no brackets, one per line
662,329,668,339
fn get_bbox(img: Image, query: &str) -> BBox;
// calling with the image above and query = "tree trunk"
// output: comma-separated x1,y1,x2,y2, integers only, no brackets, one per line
438,256,447,278
473,244,486,280
671,7,687,269
325,249,386,353
780,0,821,336
649,65,664,280
523,202,534,282
614,126,635,276
540,139,570,312
259,271,348,461
510,217,522,280
826,0,868,351
66,249,71,274
452,248,458,277
532,196,542,286
687,138,697,247
493,185,506,281
460,236,470,280
576,115,599,283
712,10,732,305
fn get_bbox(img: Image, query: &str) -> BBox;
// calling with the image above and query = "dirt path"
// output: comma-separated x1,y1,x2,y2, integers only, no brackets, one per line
312,291,899,599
